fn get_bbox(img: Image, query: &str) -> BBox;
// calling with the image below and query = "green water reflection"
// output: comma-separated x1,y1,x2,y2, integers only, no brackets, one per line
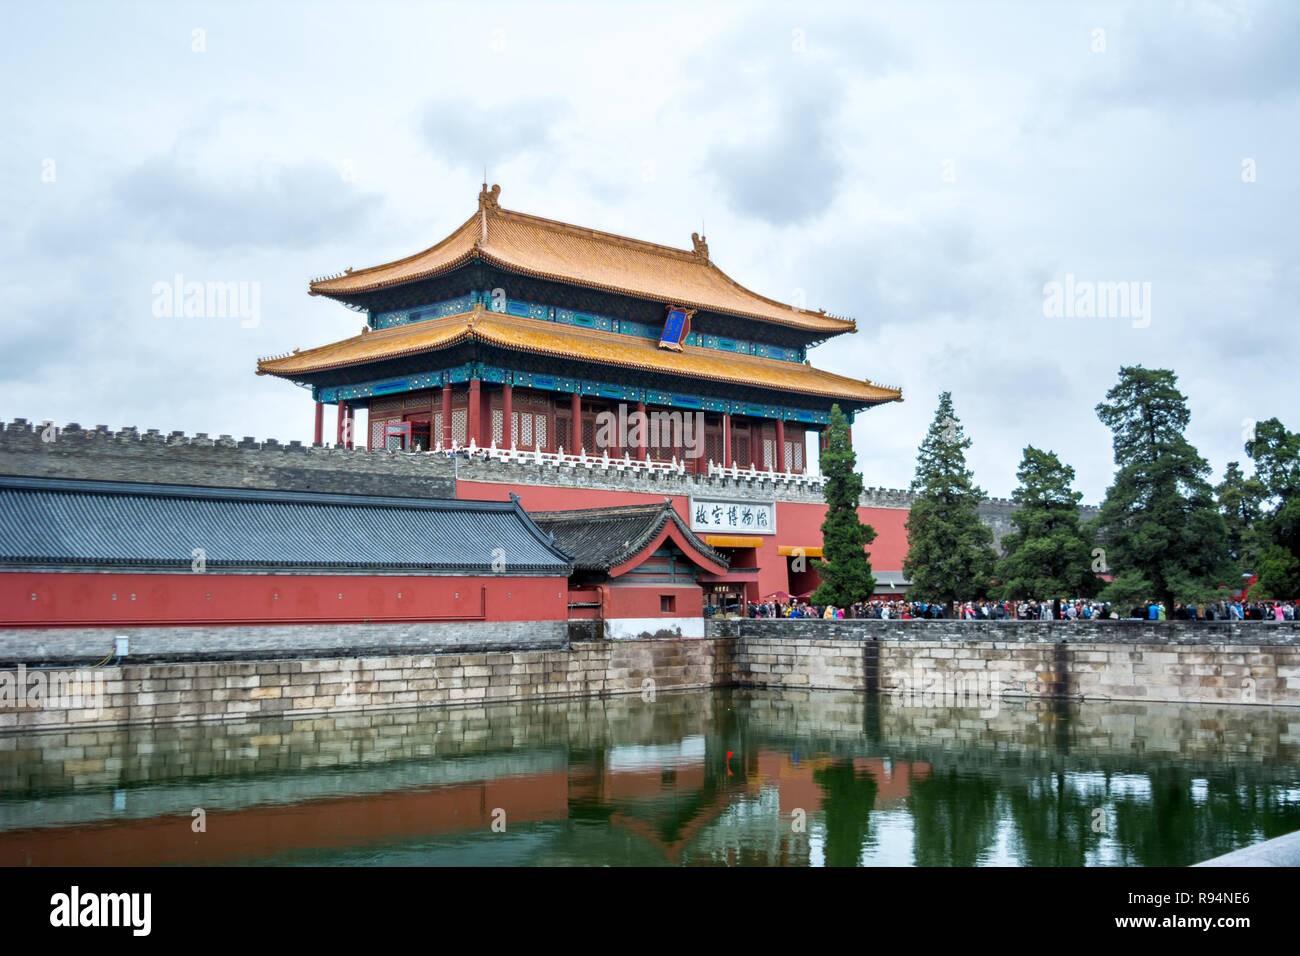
1,688,1297,866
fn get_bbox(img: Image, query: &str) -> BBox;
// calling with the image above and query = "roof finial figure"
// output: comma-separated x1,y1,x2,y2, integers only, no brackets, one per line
691,231,708,260
479,182,501,211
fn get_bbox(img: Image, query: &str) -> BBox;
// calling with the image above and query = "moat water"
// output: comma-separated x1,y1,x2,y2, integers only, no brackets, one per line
2,688,1298,866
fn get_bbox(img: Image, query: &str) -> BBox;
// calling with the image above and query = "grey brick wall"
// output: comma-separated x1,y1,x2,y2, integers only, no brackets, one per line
0,621,568,667
0,420,457,498
714,618,1300,646
0,420,1095,544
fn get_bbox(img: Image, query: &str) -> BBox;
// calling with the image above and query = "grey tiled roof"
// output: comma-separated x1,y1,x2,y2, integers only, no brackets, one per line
0,476,572,575
530,501,728,573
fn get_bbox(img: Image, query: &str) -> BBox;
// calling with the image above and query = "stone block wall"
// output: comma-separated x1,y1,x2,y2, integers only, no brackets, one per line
0,637,735,732
726,619,1300,707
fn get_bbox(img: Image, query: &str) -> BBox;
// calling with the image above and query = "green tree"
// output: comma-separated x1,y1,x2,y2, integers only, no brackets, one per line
995,446,1101,603
1214,461,1265,568
903,392,996,616
1244,417,1300,597
1093,367,1231,611
812,404,877,606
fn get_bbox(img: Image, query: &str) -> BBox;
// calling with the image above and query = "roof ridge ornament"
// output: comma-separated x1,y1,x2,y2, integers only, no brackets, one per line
478,183,500,245
691,232,708,260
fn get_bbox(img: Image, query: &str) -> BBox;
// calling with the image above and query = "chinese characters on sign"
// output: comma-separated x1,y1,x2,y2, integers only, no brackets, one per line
688,497,776,535
658,305,694,352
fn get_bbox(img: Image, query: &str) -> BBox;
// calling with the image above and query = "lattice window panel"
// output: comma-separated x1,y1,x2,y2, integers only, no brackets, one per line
763,437,776,469
735,436,750,467
514,411,540,449
491,408,504,447
792,440,804,472
705,431,722,465
431,411,443,447
369,418,387,450
452,408,468,445
582,419,596,453
556,415,570,452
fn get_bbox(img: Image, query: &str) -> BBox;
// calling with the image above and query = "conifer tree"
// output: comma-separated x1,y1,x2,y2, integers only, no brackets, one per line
811,404,877,606
903,392,996,617
1244,417,1300,597
994,446,1100,602
1214,461,1265,570
1094,366,1231,611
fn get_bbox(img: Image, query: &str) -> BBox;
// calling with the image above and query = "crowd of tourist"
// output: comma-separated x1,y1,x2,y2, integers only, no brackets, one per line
734,597,1299,621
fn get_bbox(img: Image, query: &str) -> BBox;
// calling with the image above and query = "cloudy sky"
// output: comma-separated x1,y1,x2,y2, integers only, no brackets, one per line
3,0,1296,503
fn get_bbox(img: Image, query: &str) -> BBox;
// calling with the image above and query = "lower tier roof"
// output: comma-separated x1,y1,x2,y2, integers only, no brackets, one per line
529,501,728,576
257,306,902,407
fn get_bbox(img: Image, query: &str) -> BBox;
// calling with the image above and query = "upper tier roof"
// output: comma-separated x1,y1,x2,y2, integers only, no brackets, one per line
256,307,902,407
309,184,856,335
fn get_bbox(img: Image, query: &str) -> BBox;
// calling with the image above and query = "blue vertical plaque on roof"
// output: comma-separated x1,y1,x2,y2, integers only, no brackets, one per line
659,305,694,352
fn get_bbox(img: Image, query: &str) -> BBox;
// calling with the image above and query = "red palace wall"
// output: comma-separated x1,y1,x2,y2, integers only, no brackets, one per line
605,583,704,620
0,573,569,627
457,480,910,600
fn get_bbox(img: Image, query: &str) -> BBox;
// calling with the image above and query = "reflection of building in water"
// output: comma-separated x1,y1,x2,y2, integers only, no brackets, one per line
0,741,929,866
3,689,1296,867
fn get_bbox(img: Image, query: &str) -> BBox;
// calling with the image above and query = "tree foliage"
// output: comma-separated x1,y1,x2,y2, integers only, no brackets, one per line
811,404,877,606
994,446,1101,600
903,392,996,612
1244,417,1300,597
1214,461,1265,568
1093,366,1231,609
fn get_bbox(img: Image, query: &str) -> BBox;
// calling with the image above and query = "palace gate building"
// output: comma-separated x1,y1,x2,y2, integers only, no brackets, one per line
257,185,905,611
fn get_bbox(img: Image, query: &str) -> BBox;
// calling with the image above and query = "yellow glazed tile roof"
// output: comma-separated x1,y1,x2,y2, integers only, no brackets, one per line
257,307,901,405
309,184,856,335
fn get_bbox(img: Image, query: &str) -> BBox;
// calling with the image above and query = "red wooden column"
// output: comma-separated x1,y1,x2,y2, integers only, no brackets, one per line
570,391,581,453
635,401,647,460
502,382,513,448
313,403,324,445
467,378,482,447
722,412,732,467
441,384,452,447
336,403,347,447
345,405,355,448
480,383,492,448
775,419,786,472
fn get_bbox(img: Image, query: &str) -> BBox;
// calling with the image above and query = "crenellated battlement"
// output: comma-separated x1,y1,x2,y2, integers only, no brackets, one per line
0,419,1099,531
0,418,458,499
